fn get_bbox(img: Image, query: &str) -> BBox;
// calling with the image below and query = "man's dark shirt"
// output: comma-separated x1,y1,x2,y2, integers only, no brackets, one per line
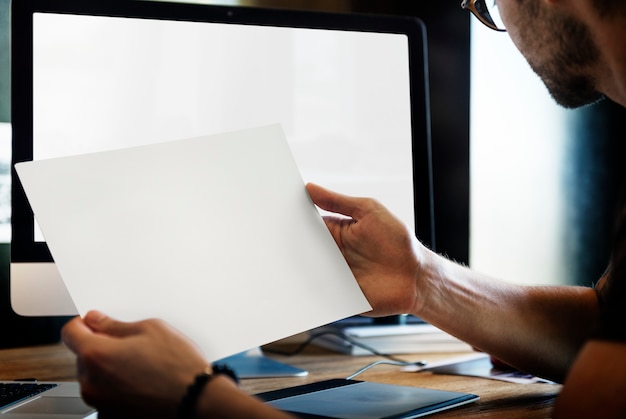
596,194,626,341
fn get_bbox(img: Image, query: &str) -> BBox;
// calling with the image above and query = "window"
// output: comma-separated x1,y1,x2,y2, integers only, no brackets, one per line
470,21,571,285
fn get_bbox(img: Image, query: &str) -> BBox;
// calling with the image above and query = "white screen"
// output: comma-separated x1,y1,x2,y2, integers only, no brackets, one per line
33,13,414,239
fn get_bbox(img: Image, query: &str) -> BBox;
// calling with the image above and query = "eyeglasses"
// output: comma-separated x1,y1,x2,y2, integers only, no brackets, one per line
461,0,506,32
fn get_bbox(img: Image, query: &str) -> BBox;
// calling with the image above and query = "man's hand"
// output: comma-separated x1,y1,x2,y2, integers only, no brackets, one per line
62,311,208,418
306,183,429,317
63,311,293,419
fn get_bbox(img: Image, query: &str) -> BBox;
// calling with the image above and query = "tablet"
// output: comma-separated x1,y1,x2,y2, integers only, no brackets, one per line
256,379,479,418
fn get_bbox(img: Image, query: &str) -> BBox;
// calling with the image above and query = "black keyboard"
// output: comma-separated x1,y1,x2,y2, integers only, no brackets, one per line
0,382,57,409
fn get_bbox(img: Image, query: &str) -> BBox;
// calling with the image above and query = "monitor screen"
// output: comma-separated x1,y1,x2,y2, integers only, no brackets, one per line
11,0,433,316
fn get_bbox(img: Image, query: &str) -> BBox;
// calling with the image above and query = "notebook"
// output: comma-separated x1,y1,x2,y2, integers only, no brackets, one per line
0,381,96,418
256,379,479,418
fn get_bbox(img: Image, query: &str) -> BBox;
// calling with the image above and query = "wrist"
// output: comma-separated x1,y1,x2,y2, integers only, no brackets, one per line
177,364,238,419
411,245,437,316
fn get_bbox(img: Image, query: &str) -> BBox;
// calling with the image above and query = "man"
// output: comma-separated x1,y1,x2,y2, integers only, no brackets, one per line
62,0,626,417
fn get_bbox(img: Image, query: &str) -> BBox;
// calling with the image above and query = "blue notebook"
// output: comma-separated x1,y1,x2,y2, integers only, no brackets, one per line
256,379,479,419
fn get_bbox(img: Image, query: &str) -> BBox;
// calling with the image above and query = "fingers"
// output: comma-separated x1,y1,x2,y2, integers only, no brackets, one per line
306,183,376,220
61,315,94,353
62,311,145,355
83,310,143,338
62,311,135,353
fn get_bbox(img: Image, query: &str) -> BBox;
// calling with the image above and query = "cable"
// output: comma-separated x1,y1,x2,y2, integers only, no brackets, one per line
345,360,424,380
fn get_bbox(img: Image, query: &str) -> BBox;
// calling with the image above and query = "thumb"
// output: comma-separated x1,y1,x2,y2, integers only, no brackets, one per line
83,310,142,338
61,315,96,354
306,183,371,220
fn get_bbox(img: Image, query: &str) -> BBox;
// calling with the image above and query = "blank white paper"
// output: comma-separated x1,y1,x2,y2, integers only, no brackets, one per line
15,124,371,362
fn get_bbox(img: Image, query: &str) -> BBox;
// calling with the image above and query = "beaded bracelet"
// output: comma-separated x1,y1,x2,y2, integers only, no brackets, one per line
177,363,239,419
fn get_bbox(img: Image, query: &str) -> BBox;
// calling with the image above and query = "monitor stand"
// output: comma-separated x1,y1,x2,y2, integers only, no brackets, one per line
216,347,308,379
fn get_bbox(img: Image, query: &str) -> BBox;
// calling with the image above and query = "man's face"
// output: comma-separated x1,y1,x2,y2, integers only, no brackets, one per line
497,0,604,108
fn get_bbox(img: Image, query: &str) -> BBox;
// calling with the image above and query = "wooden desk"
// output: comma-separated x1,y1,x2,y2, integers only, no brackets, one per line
0,342,561,418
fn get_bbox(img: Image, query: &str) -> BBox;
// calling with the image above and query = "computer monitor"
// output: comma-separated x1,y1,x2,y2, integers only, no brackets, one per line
10,0,433,317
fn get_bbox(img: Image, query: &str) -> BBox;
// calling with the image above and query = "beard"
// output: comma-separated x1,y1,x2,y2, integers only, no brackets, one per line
524,12,604,108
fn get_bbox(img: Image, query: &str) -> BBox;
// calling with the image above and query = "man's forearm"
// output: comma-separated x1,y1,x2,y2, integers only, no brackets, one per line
415,252,599,382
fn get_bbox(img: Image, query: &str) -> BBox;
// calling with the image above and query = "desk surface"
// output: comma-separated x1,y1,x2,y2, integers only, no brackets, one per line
0,340,560,418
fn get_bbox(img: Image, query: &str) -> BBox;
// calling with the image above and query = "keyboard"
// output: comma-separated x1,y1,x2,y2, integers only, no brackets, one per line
0,382,57,409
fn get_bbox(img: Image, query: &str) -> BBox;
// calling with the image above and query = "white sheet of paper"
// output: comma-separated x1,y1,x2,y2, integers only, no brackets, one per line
15,124,371,362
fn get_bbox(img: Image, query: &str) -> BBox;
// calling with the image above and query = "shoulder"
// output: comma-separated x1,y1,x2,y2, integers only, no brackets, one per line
554,339,626,418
